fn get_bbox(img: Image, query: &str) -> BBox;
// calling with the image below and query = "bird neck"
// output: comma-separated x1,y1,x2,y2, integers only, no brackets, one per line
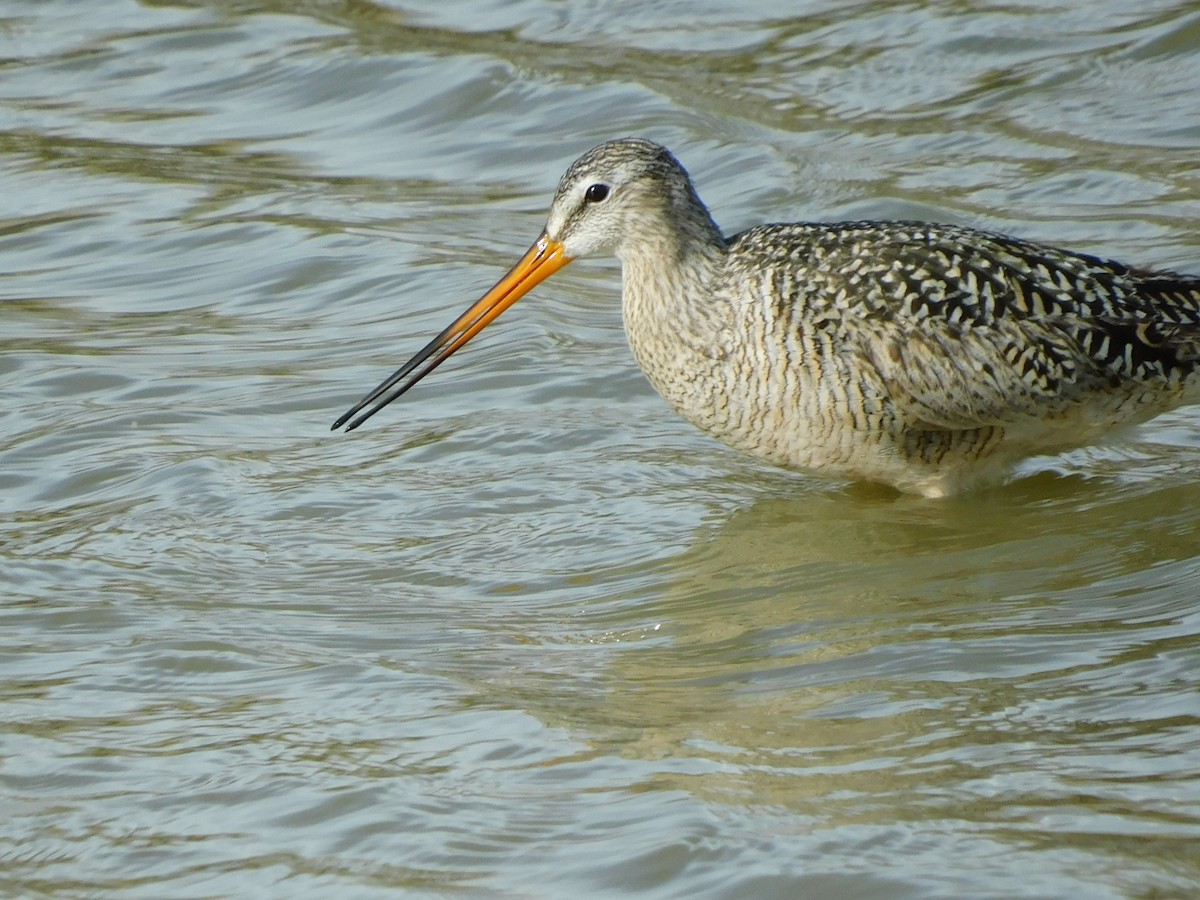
618,211,731,396
616,172,732,377
616,180,727,292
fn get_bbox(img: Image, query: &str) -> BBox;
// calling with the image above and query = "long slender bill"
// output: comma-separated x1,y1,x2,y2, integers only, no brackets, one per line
332,232,572,431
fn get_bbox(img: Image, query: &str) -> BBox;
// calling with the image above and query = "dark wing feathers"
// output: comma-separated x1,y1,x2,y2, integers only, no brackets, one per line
733,221,1200,429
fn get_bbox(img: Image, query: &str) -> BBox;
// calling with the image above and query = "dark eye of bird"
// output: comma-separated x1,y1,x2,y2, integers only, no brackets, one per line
585,183,609,203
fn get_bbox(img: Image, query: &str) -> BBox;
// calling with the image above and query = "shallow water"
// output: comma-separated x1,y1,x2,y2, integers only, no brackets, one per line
3,1,1200,897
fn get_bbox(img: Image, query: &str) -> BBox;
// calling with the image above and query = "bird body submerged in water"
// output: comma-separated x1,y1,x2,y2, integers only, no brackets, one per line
334,138,1200,497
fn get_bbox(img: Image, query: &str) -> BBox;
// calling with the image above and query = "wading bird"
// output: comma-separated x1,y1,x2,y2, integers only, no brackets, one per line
333,138,1200,497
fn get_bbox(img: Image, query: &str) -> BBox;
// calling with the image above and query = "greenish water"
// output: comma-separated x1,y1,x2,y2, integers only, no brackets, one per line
3,1,1199,897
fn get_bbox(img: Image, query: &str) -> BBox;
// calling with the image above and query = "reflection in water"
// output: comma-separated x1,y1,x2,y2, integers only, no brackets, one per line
519,477,1200,865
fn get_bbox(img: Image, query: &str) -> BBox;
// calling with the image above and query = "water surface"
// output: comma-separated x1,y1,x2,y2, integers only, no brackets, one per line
2,1,1200,896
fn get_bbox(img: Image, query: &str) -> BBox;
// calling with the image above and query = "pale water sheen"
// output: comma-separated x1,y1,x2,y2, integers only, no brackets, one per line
2,1,1200,897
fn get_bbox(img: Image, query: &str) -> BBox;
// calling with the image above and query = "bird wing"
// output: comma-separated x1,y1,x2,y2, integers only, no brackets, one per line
847,313,1096,430
738,221,1200,431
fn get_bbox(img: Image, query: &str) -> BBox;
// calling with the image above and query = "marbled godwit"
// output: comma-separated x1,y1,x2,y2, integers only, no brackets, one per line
333,138,1200,496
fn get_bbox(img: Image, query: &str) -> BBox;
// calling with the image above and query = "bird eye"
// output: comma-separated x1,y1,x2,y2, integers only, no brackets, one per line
584,183,610,203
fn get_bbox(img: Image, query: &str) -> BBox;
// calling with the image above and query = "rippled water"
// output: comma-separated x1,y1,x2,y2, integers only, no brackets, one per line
3,1,1200,896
